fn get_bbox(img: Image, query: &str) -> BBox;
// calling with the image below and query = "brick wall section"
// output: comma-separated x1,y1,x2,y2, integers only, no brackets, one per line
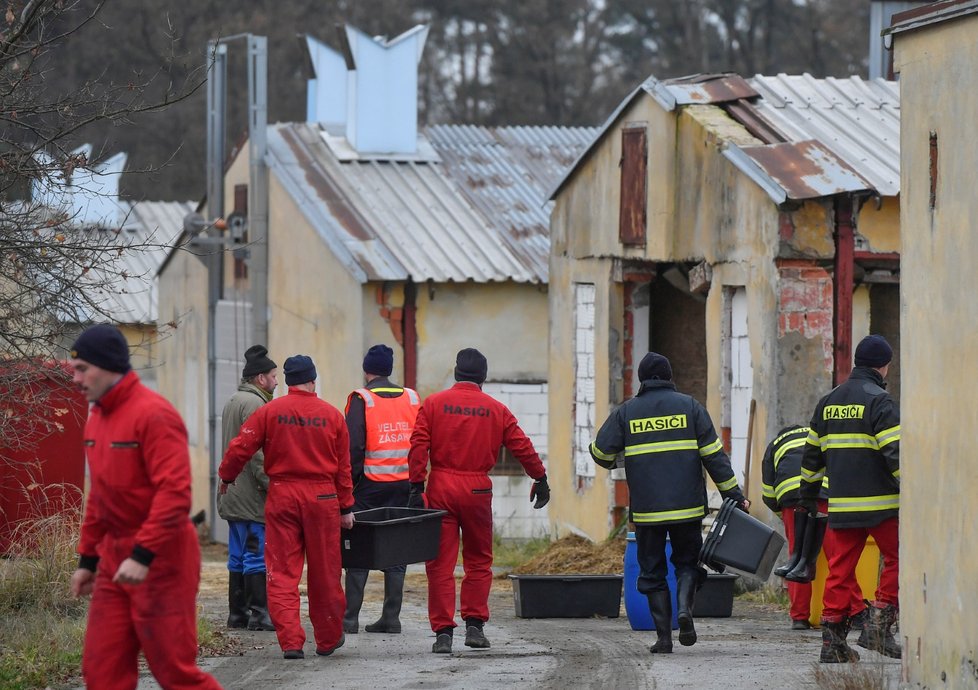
777,261,834,370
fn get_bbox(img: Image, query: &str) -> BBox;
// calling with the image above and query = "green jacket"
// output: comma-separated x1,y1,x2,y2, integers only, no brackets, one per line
217,381,272,523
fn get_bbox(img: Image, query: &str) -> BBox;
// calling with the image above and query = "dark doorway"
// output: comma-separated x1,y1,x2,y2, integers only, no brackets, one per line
869,283,900,403
649,274,708,404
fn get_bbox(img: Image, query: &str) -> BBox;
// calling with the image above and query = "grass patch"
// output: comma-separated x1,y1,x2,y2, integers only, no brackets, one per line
491,535,553,569
812,660,896,689
736,583,791,609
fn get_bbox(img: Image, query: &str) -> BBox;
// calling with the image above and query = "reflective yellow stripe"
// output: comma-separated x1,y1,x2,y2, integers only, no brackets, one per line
775,476,801,501
625,439,699,456
892,469,900,480
762,483,776,499
699,439,723,457
370,387,404,394
876,425,900,448
590,442,616,462
716,476,739,491
632,505,705,523
820,433,879,451
806,429,821,447
773,437,807,469
828,494,899,512
801,467,825,484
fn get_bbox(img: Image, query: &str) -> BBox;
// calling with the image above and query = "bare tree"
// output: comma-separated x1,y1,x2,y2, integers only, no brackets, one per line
0,0,205,462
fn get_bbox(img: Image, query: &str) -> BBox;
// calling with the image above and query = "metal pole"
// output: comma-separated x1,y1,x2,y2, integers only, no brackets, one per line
248,35,269,348
205,41,227,540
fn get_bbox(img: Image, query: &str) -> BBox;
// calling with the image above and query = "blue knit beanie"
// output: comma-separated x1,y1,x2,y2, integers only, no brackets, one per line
362,344,394,377
454,348,488,385
70,324,131,373
638,352,673,382
284,355,317,386
854,335,892,368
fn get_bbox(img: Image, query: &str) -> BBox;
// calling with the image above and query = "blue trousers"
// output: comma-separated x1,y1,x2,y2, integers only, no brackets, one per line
227,520,266,574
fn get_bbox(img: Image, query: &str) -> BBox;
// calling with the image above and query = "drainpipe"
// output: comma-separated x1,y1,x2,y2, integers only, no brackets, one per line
833,196,855,386
403,279,418,389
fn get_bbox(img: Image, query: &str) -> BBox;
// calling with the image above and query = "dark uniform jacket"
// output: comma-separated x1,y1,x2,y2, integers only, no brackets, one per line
801,367,900,528
761,425,828,513
590,380,745,525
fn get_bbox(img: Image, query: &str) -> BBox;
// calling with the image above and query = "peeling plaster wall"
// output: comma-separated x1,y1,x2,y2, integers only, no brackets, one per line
894,16,978,689
857,195,900,253
158,248,210,516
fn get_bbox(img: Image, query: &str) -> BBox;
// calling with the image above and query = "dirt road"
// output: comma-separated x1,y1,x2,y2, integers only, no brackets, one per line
129,557,902,690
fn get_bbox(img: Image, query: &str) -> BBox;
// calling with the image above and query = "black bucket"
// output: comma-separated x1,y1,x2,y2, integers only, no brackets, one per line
700,498,786,580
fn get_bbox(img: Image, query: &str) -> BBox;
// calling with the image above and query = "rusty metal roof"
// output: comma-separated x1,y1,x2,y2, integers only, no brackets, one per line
723,140,874,204
265,122,596,284
549,72,900,203
746,74,900,197
885,0,978,36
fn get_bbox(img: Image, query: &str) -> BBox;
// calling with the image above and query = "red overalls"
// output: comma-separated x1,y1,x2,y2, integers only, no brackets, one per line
78,371,221,690
220,388,353,653
408,382,545,632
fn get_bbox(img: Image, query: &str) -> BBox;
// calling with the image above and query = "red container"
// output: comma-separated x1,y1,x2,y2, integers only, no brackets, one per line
0,361,87,554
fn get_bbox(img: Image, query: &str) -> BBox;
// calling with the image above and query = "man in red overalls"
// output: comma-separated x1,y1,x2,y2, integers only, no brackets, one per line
343,344,420,634
69,323,222,690
220,355,354,660
408,348,550,654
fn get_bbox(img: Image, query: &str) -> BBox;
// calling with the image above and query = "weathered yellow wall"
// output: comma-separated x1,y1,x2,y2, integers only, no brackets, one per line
894,15,978,689
265,173,365,410
857,195,900,253
157,248,210,516
414,281,549,400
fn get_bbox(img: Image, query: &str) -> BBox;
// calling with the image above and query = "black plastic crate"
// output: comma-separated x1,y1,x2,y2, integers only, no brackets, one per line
694,573,738,617
341,507,446,570
700,499,786,580
509,575,623,618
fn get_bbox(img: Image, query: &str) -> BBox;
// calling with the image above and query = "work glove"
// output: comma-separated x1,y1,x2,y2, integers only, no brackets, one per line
530,475,550,509
798,497,817,516
407,482,426,509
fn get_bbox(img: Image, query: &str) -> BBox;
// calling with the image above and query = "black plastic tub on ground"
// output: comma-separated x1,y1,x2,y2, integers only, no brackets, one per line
341,507,446,570
695,573,739,617
509,575,623,618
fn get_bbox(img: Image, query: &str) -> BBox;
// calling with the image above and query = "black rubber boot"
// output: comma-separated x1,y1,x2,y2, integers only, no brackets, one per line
227,571,249,629
365,570,404,633
676,574,697,647
849,602,870,631
785,513,828,583
463,618,490,649
820,618,860,663
432,629,453,654
647,590,673,653
775,509,810,578
245,572,276,631
343,569,369,634
857,604,902,658
316,633,346,656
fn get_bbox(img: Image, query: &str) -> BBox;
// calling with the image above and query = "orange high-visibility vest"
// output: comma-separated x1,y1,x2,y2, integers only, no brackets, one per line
351,387,419,482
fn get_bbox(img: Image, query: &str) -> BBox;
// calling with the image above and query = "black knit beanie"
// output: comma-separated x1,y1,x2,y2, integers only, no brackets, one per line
454,348,488,385
70,324,131,373
242,345,277,378
854,335,893,368
637,352,673,382
362,344,394,377
284,355,317,386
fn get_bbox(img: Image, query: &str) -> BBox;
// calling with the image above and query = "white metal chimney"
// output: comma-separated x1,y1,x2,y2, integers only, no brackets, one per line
339,24,429,155
305,35,349,131
870,1,931,79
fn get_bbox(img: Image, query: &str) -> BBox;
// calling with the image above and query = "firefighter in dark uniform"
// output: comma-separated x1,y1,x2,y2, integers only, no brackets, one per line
342,344,420,634
762,425,865,630
801,334,901,663
590,352,747,654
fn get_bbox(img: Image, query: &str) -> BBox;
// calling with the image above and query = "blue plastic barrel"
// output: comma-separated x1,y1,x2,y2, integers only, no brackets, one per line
624,531,679,630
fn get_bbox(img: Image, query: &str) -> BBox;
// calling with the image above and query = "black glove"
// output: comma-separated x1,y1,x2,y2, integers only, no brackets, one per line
407,482,425,509
529,475,550,509
798,497,817,516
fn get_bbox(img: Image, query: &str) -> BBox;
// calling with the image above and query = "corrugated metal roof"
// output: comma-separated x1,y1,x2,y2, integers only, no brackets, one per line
724,140,874,204
74,200,193,325
747,74,900,197
885,0,978,36
549,72,900,202
266,122,596,284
